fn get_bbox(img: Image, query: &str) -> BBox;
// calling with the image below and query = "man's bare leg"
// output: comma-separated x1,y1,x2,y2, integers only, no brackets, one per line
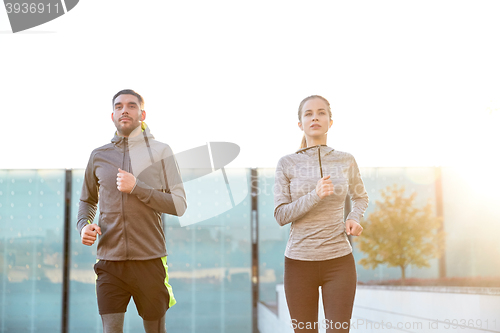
101,313,125,333
143,313,166,333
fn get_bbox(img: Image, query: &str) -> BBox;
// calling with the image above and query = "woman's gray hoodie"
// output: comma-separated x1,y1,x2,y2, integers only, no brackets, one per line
274,145,369,261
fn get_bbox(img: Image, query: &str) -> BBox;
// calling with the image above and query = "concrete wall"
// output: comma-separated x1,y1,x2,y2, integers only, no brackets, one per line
258,284,500,333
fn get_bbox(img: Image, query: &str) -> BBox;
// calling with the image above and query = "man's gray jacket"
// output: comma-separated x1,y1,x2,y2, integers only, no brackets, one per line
77,122,187,260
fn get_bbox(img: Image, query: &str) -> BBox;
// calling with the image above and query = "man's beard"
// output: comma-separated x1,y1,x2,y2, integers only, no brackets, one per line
115,121,139,137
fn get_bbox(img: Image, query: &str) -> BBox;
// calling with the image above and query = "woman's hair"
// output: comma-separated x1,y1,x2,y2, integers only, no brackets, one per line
298,95,332,148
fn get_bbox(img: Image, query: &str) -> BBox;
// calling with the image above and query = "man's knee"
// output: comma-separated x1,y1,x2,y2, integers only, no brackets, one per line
101,313,125,333
143,313,166,333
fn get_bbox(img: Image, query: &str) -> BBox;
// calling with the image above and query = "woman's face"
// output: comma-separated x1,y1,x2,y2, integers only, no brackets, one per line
298,98,333,139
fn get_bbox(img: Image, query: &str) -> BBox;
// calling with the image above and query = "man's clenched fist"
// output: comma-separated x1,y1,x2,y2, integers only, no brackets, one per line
81,223,102,246
117,168,136,193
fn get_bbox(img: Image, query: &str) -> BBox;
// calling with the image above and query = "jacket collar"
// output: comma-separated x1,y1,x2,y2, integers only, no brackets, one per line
111,122,154,148
295,144,334,155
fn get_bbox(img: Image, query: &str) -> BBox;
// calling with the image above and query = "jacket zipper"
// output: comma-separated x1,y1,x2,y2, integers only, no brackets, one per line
122,138,129,259
318,145,323,178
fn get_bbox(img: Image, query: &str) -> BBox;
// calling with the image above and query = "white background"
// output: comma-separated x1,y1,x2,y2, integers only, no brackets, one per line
1,0,499,170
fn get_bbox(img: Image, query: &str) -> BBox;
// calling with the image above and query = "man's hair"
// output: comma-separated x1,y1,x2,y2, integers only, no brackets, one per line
112,89,145,110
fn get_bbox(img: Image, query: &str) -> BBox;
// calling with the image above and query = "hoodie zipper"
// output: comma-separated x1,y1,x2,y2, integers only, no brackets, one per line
122,137,129,259
318,146,323,178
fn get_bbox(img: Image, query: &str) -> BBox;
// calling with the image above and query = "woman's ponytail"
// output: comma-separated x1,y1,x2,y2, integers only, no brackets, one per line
300,134,307,149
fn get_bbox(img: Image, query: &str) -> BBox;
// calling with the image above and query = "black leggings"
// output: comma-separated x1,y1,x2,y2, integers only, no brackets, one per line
284,253,357,332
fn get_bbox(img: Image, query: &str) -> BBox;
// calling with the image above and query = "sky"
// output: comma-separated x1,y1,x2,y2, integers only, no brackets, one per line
1,0,499,170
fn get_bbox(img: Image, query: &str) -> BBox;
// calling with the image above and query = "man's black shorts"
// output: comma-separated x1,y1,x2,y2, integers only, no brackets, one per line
94,256,176,321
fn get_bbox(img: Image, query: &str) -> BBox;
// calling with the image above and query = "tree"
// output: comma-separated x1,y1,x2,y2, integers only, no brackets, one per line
355,184,445,283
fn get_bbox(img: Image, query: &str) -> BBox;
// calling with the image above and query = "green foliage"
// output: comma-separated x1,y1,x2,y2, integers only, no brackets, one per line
355,184,445,281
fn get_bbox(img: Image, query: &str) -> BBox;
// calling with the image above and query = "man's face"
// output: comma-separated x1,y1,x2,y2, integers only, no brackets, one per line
111,94,144,137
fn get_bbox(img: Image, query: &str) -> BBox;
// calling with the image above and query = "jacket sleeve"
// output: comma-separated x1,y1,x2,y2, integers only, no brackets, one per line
131,146,187,217
345,155,369,223
76,151,99,235
273,156,321,226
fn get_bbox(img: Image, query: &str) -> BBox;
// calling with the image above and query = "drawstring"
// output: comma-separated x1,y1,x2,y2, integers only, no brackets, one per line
142,131,168,193
142,130,155,165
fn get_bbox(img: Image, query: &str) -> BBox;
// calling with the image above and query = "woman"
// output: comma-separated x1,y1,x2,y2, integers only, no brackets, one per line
273,95,369,332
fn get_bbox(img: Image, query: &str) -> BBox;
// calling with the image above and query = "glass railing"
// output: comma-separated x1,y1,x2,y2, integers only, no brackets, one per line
1,167,499,332
0,170,65,333
256,166,500,310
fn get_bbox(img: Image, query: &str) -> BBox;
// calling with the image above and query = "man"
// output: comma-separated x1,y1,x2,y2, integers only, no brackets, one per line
77,89,187,333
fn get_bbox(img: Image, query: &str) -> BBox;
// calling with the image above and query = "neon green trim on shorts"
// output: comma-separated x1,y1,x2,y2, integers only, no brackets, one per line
161,256,177,308
94,259,100,296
